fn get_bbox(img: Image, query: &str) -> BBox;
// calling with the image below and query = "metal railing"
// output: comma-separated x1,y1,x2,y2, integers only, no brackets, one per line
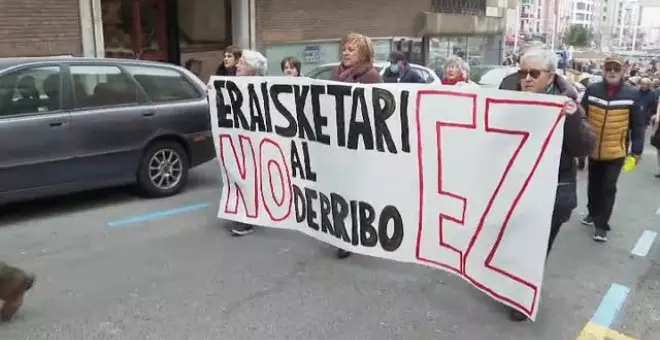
431,0,487,16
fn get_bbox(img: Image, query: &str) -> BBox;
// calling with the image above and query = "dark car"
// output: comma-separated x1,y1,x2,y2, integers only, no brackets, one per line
0,57,215,205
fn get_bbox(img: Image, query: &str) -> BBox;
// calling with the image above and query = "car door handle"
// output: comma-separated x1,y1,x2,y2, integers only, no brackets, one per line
142,111,156,117
49,121,66,127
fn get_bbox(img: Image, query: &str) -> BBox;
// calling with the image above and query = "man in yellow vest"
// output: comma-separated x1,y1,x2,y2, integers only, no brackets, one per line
580,56,646,242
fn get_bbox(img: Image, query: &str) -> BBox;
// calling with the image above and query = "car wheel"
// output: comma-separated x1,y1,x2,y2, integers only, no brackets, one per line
137,141,189,198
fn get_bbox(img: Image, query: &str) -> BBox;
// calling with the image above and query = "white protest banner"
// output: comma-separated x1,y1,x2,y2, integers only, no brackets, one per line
208,76,567,320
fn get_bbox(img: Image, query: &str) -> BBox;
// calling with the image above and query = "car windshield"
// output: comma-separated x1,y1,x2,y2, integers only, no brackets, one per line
473,66,517,87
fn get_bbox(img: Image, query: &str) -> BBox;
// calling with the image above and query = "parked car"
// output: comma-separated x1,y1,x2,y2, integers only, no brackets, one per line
0,57,215,205
470,65,519,88
305,62,441,83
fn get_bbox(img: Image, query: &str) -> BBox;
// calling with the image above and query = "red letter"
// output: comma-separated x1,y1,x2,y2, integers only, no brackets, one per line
218,134,258,218
415,90,477,275
259,138,293,222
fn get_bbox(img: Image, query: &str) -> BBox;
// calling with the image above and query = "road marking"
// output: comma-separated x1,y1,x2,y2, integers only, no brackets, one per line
577,322,636,340
591,283,630,328
630,230,657,257
107,202,210,227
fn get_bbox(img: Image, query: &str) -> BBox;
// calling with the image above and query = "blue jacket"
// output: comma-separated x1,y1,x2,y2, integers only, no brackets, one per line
382,66,425,84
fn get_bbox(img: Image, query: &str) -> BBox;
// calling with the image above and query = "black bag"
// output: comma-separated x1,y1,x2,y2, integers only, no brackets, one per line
651,126,660,149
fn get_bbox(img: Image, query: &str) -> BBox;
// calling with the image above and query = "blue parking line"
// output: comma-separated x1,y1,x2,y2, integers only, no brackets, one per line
590,283,631,328
107,202,210,227
631,230,657,257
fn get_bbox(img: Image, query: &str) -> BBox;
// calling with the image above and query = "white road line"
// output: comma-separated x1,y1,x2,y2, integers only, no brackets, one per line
630,230,658,257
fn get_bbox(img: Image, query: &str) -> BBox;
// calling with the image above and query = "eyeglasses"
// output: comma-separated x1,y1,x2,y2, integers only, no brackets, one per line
517,69,545,79
604,66,622,73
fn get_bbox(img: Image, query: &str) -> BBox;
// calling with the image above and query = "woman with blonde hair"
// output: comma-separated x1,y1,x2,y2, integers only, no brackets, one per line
441,55,475,86
330,33,382,84
331,33,381,259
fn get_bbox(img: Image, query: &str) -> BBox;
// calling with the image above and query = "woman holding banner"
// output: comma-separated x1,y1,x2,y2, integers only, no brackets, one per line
330,32,382,259
499,49,595,322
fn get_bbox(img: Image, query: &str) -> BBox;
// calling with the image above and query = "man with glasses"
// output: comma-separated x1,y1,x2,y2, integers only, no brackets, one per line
580,56,646,243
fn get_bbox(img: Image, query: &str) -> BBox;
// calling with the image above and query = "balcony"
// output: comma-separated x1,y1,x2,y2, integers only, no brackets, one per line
423,0,509,35
431,0,486,16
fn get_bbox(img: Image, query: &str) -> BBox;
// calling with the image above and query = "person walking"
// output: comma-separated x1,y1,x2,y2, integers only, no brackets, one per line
229,49,268,236
0,262,35,321
382,51,425,83
216,45,242,76
580,56,646,243
636,77,657,125
440,55,474,86
498,48,595,322
329,32,382,259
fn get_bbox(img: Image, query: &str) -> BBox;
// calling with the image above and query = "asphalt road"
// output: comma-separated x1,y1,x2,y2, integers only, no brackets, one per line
0,153,658,340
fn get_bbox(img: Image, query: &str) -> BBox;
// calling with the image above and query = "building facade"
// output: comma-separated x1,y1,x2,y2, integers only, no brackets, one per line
1,0,515,79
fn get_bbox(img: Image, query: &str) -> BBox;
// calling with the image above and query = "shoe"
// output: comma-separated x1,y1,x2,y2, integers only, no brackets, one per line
593,229,608,243
231,223,255,236
581,215,594,227
0,273,35,321
336,248,352,259
508,307,527,322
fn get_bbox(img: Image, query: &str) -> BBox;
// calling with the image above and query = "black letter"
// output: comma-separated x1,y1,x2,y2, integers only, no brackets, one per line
293,85,316,141
213,80,233,128
378,205,404,252
326,85,352,147
311,85,330,145
293,184,306,223
358,202,378,247
260,82,273,132
399,91,410,153
248,84,266,132
269,84,297,138
301,141,317,182
226,81,249,130
350,200,359,246
319,192,335,235
347,88,374,150
290,140,305,180
330,193,351,242
372,88,397,153
304,187,319,231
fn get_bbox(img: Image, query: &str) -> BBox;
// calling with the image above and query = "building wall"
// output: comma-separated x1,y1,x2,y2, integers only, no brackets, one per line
0,0,82,57
255,0,431,46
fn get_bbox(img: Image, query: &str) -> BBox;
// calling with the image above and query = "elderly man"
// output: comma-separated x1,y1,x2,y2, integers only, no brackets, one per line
499,49,594,321
580,56,646,243
0,262,35,321
235,49,267,77
637,77,657,125
229,49,268,237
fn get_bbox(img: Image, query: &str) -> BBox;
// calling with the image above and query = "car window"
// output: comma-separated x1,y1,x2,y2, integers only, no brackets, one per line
412,67,434,83
70,65,142,109
125,65,201,102
308,67,335,80
0,66,63,117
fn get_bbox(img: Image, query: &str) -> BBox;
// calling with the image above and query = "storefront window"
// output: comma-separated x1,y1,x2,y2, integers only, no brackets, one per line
372,39,392,62
177,0,231,51
428,37,450,71
263,42,340,76
467,36,487,66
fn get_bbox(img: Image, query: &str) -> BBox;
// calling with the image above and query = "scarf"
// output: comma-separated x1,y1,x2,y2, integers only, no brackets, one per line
332,62,373,83
441,75,466,85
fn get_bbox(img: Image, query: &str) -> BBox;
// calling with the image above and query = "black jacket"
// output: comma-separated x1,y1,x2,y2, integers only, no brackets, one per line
382,66,425,84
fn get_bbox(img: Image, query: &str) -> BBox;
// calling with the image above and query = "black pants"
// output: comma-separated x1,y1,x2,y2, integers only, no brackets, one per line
547,204,573,256
587,158,624,231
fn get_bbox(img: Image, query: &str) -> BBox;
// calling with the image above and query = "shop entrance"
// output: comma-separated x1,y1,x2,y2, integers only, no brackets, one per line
102,0,233,79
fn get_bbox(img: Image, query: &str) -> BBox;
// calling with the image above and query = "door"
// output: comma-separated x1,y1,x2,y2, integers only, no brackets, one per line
67,64,155,181
0,65,75,193
132,0,168,61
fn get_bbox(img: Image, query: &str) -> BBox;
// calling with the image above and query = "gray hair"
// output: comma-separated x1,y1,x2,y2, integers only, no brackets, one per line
241,50,268,76
444,55,470,77
519,49,558,73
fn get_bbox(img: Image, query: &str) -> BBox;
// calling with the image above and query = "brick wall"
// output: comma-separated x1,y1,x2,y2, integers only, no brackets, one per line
0,0,82,57
255,0,431,46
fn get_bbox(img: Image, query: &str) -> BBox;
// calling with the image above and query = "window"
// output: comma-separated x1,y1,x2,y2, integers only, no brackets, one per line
125,66,200,102
70,65,142,109
0,66,62,117
309,67,335,80
178,0,231,51
412,67,434,84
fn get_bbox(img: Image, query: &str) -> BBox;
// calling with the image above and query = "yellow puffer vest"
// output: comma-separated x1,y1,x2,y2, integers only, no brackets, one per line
586,95,632,160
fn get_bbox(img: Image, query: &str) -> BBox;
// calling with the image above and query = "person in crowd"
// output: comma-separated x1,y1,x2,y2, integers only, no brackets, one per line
280,56,302,76
580,56,645,243
637,77,657,125
0,262,35,321
330,32,381,259
441,55,472,86
382,51,425,83
499,48,595,322
652,113,660,178
229,49,268,237
216,45,242,76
